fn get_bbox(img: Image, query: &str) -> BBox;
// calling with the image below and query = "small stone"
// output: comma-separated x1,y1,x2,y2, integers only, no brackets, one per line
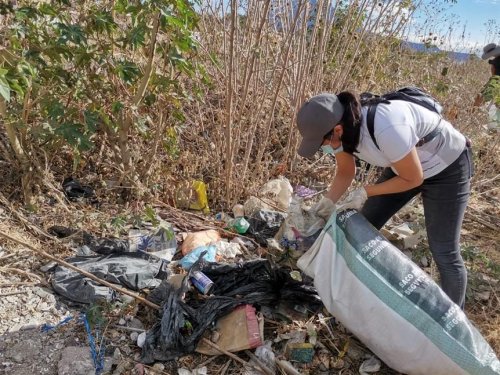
331,358,345,370
11,352,24,363
137,332,146,348
125,315,133,322
55,342,65,350
118,318,126,325
211,330,220,343
130,332,139,342
128,318,144,330
318,350,329,369
134,363,145,375
359,356,381,373
476,291,491,301
113,348,122,361
39,302,51,312
33,287,49,299
346,343,365,361
58,346,95,375
420,256,429,268
152,363,165,371
40,261,58,273
318,362,328,372
121,346,132,356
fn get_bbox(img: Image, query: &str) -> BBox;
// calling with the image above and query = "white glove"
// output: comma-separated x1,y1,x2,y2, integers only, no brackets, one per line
310,196,335,222
337,187,367,211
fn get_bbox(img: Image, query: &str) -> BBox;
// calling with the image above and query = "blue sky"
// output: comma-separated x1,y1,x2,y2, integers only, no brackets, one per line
448,0,500,45
409,0,500,52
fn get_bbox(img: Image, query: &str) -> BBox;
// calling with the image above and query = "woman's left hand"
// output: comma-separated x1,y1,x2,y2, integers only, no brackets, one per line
338,187,368,210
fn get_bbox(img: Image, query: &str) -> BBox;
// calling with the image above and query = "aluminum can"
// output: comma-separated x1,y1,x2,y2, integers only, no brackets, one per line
190,271,214,294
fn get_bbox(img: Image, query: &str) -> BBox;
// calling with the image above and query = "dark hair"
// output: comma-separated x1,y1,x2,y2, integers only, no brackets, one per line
337,91,362,154
489,56,500,76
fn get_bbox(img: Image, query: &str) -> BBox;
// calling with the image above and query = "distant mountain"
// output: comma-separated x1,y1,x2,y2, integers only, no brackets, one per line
402,41,474,62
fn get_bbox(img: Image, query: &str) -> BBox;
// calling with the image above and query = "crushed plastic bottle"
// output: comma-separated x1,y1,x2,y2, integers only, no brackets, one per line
227,217,250,234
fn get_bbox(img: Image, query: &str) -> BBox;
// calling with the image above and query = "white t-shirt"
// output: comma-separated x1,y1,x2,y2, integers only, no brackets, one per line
353,101,466,179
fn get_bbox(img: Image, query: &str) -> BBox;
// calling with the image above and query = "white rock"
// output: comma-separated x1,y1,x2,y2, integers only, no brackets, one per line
476,291,491,301
359,356,381,374
137,332,146,348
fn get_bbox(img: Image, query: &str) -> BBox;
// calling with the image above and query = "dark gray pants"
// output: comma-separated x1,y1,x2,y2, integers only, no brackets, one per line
361,146,474,308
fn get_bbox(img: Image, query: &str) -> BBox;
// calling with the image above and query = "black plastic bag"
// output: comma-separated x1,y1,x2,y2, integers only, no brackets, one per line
142,280,245,363
246,210,285,245
83,233,129,255
48,226,79,238
141,257,321,363
62,177,97,203
52,252,163,304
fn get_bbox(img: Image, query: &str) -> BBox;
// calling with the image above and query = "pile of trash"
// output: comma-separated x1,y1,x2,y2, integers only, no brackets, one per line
43,176,500,375
44,177,345,374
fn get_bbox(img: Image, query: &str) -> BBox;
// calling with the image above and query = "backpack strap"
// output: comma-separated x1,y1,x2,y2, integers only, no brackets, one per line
366,103,380,149
385,91,439,114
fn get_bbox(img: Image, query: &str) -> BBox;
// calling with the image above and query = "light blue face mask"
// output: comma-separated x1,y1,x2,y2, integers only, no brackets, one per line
321,144,343,155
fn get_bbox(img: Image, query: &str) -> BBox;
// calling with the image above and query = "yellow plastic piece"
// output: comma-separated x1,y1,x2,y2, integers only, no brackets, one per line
189,180,210,214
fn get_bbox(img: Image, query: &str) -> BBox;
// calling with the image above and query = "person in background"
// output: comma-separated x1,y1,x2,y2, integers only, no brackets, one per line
474,43,500,130
296,91,474,309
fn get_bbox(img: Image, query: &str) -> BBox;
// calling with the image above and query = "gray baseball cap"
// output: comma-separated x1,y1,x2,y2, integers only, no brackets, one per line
482,43,500,60
296,93,345,158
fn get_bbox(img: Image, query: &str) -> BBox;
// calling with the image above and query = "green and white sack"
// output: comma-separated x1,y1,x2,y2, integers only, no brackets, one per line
298,209,500,375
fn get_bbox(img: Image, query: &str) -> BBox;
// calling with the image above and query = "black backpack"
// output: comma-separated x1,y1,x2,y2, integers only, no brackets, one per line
361,87,444,149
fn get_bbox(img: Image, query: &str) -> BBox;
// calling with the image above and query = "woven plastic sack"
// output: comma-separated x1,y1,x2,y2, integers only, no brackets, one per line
298,209,500,375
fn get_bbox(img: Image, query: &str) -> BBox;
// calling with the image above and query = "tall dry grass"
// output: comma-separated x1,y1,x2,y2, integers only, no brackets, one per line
163,0,496,209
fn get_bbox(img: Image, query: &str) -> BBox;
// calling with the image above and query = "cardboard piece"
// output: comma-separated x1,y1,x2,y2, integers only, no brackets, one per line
196,305,264,355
